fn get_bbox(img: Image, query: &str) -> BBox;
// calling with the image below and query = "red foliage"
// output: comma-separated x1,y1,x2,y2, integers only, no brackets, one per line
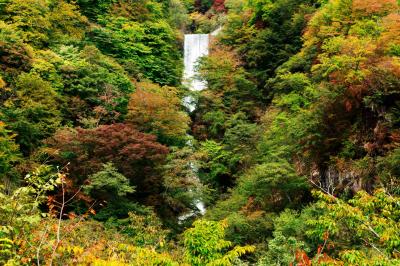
0,41,32,72
212,0,226,13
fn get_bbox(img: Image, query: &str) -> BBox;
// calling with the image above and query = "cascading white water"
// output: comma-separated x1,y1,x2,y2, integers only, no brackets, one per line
180,34,209,219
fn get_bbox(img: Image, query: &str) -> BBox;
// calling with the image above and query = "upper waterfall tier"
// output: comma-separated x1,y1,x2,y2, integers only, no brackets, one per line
183,34,209,91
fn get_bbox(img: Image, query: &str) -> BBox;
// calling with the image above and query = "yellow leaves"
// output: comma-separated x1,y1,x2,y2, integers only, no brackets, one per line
0,77,6,89
58,245,84,256
110,244,179,266
208,245,256,266
90,259,129,266
315,35,378,85
305,1,400,116
312,188,400,259
189,11,217,33
72,246,84,255
3,0,87,46
183,219,255,265
55,173,65,185
312,190,337,203
340,37,376,59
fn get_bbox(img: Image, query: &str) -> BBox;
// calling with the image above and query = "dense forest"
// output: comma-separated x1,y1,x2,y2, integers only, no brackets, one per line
1,0,400,265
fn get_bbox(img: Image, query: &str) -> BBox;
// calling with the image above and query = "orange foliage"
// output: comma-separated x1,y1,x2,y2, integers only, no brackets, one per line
128,82,189,138
390,130,400,144
294,250,311,266
379,13,400,55
352,0,398,16
294,236,338,266
110,0,159,21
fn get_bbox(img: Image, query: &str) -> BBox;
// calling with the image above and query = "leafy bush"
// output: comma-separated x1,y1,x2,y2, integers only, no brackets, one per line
183,219,255,265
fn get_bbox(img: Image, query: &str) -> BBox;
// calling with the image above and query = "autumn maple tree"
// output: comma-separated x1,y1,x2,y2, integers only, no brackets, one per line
127,81,189,142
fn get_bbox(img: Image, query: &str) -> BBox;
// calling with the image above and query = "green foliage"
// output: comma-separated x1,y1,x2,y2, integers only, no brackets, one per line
0,122,20,180
84,163,136,219
85,162,135,199
198,0,400,264
256,209,314,265
118,211,169,248
183,219,255,265
0,21,33,75
198,47,262,118
24,214,179,265
76,0,114,21
1,72,61,155
0,166,177,265
2,0,52,46
377,147,400,194
223,115,258,157
0,165,58,260
255,189,400,265
220,0,318,84
239,160,309,210
203,111,226,138
92,14,182,85
56,45,134,125
198,140,240,192
168,0,190,30
220,211,274,246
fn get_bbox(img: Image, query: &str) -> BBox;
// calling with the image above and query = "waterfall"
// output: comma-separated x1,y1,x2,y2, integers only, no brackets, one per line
183,34,209,112
183,34,209,91
179,33,209,220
